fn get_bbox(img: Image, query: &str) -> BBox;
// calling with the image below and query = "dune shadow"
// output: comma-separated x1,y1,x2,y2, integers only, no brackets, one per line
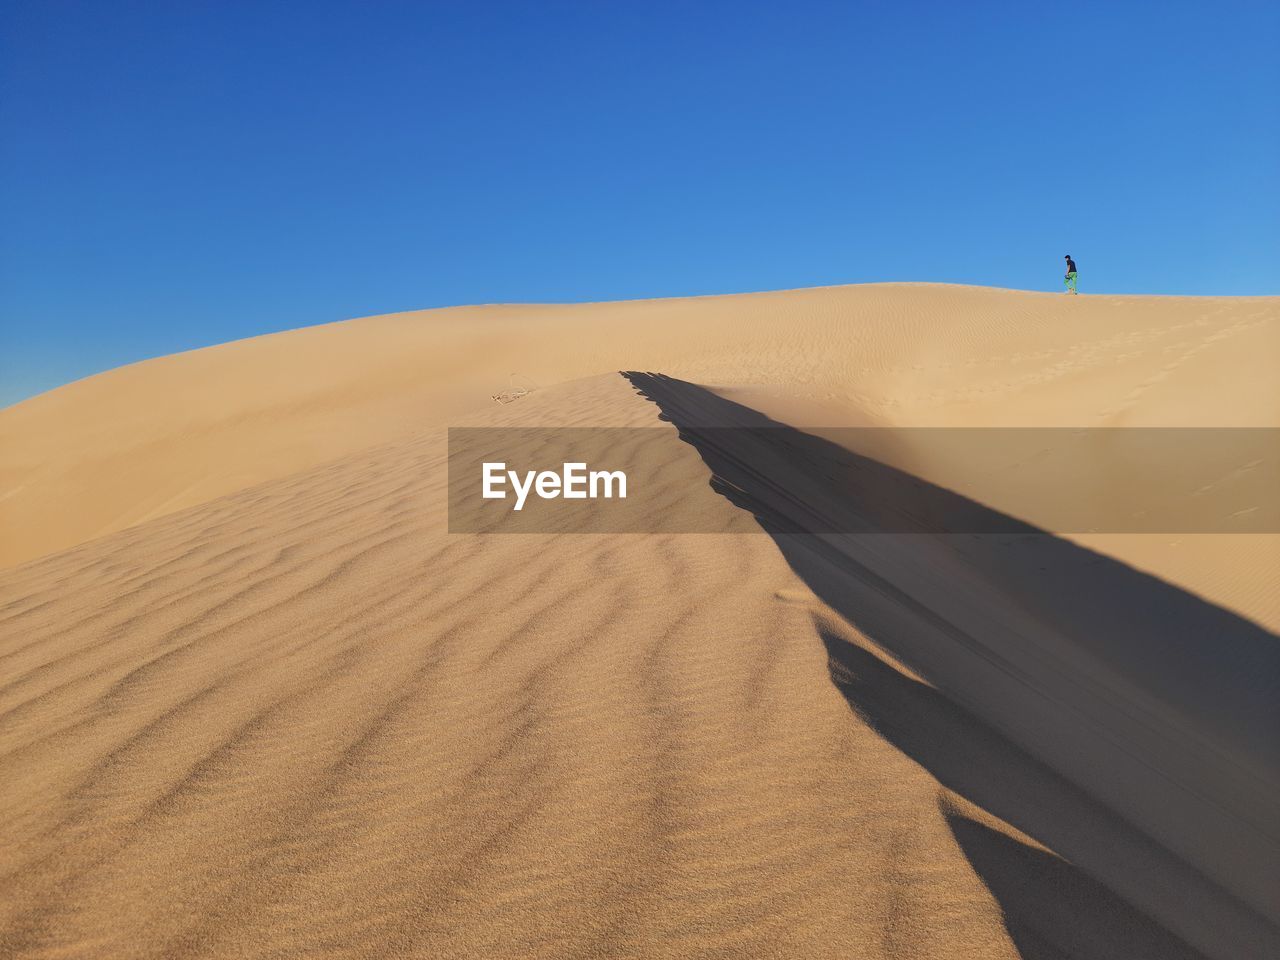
946,813,1204,960
823,625,1206,960
621,371,1280,959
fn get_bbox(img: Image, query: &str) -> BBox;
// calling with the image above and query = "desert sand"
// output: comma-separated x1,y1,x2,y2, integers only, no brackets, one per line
1,283,1277,958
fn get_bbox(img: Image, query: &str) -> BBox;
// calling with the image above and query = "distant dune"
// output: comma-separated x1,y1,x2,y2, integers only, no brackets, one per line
2,284,1277,958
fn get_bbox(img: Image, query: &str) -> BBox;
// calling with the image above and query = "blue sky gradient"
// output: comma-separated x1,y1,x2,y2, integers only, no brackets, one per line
2,0,1277,406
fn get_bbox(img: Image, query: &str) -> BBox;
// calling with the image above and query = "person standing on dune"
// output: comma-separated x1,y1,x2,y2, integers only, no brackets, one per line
1064,254,1078,294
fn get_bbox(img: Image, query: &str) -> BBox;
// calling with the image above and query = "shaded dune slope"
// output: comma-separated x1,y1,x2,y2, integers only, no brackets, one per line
623,371,1280,956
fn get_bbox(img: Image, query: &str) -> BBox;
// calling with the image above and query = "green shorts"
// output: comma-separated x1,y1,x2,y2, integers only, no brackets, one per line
1064,271,1078,291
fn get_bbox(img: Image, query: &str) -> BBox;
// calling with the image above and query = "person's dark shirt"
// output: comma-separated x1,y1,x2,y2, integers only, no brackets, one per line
1065,258,1077,274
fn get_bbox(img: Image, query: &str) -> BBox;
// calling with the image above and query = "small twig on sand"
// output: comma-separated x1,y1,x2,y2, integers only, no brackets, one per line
491,373,537,404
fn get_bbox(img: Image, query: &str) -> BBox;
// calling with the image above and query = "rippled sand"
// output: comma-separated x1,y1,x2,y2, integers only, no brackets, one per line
2,284,1277,958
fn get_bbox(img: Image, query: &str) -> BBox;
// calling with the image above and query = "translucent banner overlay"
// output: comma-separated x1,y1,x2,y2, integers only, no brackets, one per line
448,427,1280,534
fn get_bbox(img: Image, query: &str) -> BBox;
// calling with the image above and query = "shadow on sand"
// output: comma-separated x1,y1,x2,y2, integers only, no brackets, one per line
822,625,1204,960
622,371,1280,960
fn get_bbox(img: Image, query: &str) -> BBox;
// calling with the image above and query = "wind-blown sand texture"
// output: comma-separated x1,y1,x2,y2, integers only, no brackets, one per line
2,284,1278,959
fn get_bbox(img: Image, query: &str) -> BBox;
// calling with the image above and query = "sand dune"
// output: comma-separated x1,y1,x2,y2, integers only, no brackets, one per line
2,284,1278,958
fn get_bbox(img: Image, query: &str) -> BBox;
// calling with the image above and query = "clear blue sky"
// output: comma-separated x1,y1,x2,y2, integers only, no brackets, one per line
2,1,1277,406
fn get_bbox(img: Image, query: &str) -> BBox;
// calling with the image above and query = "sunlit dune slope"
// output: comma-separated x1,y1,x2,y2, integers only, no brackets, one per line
4,284,1276,571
